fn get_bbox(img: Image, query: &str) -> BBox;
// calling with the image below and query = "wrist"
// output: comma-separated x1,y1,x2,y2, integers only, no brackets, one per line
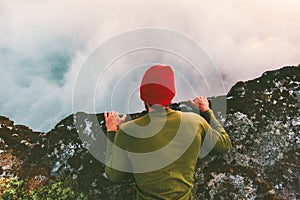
107,125,118,132
107,131,116,142
200,107,210,113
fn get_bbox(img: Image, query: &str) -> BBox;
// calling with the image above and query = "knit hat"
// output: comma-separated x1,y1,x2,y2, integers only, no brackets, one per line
140,65,176,106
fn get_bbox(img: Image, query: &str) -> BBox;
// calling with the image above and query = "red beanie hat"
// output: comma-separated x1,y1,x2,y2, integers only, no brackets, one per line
140,65,176,106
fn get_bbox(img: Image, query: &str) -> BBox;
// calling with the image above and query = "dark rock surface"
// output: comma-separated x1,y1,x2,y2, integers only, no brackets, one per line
1,65,299,199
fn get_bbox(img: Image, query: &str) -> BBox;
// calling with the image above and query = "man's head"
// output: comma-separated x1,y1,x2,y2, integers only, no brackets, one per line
140,65,176,106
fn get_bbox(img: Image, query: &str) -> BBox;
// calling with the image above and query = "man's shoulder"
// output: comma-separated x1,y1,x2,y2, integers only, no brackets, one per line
118,115,147,131
119,120,135,130
181,111,201,119
180,111,209,127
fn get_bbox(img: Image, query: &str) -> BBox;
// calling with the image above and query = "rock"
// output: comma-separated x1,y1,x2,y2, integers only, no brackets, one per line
0,116,14,128
0,116,49,180
0,65,299,199
15,125,32,132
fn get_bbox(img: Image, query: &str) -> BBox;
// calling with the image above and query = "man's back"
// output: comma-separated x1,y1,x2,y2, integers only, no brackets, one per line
111,109,230,199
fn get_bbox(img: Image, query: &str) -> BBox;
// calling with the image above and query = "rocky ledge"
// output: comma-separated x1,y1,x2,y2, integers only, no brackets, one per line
0,66,299,199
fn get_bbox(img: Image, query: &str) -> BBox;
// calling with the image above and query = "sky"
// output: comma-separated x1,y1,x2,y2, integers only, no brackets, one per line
0,0,299,132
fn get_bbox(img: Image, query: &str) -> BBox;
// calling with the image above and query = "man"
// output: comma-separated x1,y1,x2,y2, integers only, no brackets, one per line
104,64,232,199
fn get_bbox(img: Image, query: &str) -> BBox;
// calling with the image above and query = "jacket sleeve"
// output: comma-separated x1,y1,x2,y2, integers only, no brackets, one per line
198,110,232,158
104,131,132,182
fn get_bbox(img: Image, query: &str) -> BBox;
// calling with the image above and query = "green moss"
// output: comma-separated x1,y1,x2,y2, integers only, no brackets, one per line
0,176,88,200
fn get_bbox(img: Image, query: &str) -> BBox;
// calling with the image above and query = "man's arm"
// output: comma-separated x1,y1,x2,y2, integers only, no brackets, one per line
104,112,131,182
200,110,232,154
189,96,232,155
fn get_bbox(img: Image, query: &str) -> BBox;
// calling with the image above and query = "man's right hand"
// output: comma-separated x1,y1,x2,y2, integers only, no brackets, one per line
188,96,210,112
104,112,127,132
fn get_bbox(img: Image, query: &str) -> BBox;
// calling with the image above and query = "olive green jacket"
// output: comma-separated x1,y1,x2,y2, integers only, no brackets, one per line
105,109,232,199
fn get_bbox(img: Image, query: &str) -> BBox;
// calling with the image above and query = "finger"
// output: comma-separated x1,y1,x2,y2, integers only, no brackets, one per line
194,97,200,104
109,112,115,120
188,98,199,109
112,112,118,121
104,112,107,120
121,114,127,121
200,96,207,100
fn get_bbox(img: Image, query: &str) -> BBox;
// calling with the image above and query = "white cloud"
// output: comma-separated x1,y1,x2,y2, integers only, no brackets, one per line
0,0,299,131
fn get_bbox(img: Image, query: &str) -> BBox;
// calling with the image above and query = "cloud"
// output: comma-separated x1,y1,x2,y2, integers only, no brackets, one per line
0,0,299,131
